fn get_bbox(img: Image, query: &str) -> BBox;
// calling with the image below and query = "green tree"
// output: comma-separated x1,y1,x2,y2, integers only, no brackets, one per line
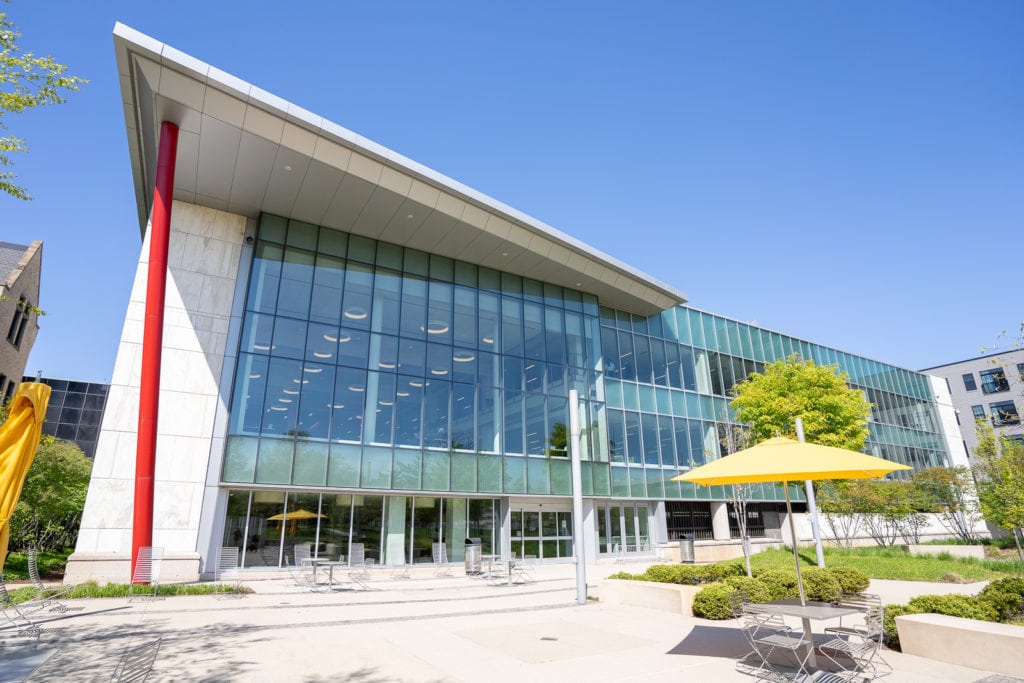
912,466,980,543
973,424,1024,561
8,435,92,550
1,2,84,199
730,355,872,451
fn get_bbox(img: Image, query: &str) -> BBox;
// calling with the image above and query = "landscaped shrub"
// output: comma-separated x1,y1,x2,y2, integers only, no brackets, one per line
905,593,999,622
700,562,745,582
605,571,640,581
640,565,679,583
828,566,870,594
691,582,737,620
752,569,801,601
882,603,910,649
977,577,1024,621
800,567,842,602
723,575,773,603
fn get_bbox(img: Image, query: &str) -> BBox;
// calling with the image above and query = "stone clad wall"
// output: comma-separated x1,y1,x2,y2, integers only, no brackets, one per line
67,202,245,583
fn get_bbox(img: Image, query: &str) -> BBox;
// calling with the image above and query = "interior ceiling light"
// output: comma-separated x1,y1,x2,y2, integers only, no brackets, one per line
323,333,338,343
396,391,410,397
453,352,475,362
481,336,494,345
378,362,396,369
409,380,424,388
292,379,310,384
278,398,293,403
431,369,449,375
313,352,333,359
348,385,365,392
269,406,288,411
379,400,394,406
343,307,368,320
420,321,450,335
303,367,323,373
248,374,262,379
283,389,300,395
329,403,345,409
253,344,270,351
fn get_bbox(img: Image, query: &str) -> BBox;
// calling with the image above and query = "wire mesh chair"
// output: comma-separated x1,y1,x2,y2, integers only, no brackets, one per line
432,543,452,577
27,548,81,612
127,547,164,602
738,605,812,682
820,597,892,681
1,574,42,646
214,546,242,598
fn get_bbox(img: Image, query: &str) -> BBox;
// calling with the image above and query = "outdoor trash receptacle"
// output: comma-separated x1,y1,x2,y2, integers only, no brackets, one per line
679,533,695,563
465,538,482,574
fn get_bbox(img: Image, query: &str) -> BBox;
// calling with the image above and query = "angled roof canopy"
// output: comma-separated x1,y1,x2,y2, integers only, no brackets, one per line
113,24,686,315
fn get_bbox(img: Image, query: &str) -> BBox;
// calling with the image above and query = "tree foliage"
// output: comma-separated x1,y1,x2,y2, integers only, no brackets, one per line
8,434,92,550
0,2,84,199
730,355,872,451
912,466,980,543
972,424,1024,559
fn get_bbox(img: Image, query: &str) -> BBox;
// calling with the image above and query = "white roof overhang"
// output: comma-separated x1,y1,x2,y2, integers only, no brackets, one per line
113,23,686,315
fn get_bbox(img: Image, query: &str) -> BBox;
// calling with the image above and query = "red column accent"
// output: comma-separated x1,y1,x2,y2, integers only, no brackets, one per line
132,121,179,582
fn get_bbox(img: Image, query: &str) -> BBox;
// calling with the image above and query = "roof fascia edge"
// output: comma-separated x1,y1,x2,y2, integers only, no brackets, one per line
112,23,686,308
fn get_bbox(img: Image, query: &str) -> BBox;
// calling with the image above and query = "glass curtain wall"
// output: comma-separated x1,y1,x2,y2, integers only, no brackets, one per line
222,489,499,568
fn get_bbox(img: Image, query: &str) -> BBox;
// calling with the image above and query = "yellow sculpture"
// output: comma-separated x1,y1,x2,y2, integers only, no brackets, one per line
0,382,51,562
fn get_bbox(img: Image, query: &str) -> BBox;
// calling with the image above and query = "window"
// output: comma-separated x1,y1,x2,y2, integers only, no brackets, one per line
1018,363,1024,382
989,400,1020,426
971,405,985,422
6,296,31,348
980,368,1010,394
962,373,977,391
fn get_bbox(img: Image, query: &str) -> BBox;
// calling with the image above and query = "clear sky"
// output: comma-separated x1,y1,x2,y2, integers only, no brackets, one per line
4,1,1022,383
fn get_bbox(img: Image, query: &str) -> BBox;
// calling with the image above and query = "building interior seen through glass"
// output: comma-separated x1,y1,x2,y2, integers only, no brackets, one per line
219,214,951,566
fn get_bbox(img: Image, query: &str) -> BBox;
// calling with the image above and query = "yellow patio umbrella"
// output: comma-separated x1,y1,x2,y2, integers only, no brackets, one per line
266,508,325,535
0,382,52,562
672,436,912,604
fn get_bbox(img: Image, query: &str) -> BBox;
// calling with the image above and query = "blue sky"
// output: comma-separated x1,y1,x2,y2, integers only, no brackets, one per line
4,1,1022,382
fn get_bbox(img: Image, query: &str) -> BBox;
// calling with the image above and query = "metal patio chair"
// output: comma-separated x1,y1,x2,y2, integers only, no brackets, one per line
1,574,42,647
432,542,452,577
127,547,164,602
27,548,81,613
737,604,812,683
820,597,891,681
214,546,242,598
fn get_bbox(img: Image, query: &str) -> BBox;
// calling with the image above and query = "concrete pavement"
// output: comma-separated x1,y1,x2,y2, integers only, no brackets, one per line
6,560,1017,682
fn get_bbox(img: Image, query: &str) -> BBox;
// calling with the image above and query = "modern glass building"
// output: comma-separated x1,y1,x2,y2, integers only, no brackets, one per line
25,377,110,459
66,26,959,581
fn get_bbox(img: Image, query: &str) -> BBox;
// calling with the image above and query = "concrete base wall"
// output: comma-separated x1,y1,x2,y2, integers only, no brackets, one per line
896,613,1024,677
63,552,202,585
904,544,986,560
598,579,701,616
658,539,782,564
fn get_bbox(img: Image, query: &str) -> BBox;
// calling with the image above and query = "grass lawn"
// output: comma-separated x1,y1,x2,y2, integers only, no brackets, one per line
2,549,72,581
748,545,1024,582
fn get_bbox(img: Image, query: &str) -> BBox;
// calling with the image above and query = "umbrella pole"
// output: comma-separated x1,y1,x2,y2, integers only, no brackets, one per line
784,483,807,606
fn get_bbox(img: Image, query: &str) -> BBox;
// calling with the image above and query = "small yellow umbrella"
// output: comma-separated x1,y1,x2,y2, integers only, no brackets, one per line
0,382,52,562
672,436,912,604
266,508,325,535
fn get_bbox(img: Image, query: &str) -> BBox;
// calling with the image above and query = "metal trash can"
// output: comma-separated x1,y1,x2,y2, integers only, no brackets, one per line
464,537,482,574
679,533,695,564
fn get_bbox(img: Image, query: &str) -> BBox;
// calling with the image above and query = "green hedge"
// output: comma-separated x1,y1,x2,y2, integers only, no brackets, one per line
883,594,1000,650
688,565,869,620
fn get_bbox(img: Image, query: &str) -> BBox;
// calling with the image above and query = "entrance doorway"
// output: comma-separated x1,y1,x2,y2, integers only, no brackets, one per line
509,505,573,562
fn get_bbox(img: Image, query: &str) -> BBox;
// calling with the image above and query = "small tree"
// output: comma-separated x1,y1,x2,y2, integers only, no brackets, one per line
8,435,93,551
913,466,981,543
973,424,1024,562
731,355,872,451
719,421,755,576
816,481,863,548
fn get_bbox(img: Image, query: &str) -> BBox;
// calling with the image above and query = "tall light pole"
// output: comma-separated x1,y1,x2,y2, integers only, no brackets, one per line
796,418,826,568
569,389,587,605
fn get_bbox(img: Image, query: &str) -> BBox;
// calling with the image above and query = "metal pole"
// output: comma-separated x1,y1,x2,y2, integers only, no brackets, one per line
795,418,826,568
568,389,587,605
133,120,178,583
784,483,807,606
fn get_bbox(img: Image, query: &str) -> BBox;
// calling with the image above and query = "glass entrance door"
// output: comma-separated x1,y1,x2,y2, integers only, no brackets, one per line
598,503,650,555
510,506,572,561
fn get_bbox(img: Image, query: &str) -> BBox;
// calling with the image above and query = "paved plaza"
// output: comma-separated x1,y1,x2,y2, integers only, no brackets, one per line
3,561,1018,682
